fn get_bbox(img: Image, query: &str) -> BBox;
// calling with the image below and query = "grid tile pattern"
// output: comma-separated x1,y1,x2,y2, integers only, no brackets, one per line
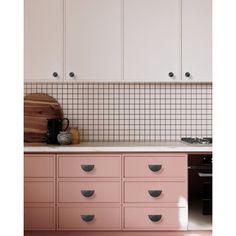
24,83,212,142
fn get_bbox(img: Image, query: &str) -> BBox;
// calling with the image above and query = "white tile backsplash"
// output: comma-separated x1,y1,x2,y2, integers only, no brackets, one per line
24,82,212,142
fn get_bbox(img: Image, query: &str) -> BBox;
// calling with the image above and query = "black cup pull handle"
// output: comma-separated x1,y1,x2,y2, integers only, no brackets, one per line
81,165,95,172
148,215,162,222
81,190,95,198
61,118,69,131
81,215,95,222
148,165,162,172
148,190,162,198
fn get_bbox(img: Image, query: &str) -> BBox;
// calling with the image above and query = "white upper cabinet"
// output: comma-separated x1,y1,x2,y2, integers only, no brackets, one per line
24,0,63,81
65,0,122,81
24,0,212,83
124,0,181,81
182,0,212,82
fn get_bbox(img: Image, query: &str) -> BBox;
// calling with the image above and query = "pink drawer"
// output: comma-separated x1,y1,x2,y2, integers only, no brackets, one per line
58,181,120,203
24,207,55,230
58,154,121,178
24,154,55,178
24,181,54,203
124,207,187,230
124,154,187,178
58,207,121,230
124,181,187,204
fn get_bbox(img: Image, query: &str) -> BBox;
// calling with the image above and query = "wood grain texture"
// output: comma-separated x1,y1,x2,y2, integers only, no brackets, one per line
24,93,63,143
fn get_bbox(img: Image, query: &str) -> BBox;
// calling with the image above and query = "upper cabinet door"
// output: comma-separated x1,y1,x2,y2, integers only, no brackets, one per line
124,0,181,82
65,0,122,81
182,0,212,82
24,0,63,81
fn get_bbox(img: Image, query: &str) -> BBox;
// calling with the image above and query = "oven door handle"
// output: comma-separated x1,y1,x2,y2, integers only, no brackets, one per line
198,172,212,177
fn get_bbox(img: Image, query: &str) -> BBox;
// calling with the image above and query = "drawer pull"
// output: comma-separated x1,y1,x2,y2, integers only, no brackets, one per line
148,165,162,172
81,165,95,172
81,215,95,222
148,215,162,222
81,190,95,197
148,190,162,198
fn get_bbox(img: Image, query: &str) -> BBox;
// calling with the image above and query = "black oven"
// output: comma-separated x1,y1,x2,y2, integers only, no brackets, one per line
188,154,212,230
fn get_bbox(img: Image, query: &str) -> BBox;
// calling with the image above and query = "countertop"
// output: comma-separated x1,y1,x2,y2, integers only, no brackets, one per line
24,141,212,153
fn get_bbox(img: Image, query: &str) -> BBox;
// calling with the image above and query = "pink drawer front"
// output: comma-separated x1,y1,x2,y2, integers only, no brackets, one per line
24,154,55,178
124,207,187,230
124,181,187,204
24,207,55,230
124,154,187,178
58,154,121,178
24,181,54,203
58,181,120,203
58,207,121,230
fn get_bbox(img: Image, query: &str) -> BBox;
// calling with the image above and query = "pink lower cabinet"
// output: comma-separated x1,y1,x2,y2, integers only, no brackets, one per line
24,152,188,231
58,154,121,178
58,207,121,230
124,181,187,205
57,153,122,230
124,207,187,230
24,181,54,203
58,181,120,203
24,154,56,230
24,206,55,230
124,153,187,178
123,153,188,230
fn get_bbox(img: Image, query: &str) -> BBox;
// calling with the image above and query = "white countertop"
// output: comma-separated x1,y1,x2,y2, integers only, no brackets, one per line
24,141,212,153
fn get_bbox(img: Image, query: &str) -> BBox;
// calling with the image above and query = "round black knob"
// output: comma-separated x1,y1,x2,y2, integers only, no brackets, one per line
69,72,75,78
53,72,58,77
185,72,191,77
168,72,174,78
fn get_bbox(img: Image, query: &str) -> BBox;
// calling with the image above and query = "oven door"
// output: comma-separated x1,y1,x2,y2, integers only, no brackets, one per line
188,165,212,230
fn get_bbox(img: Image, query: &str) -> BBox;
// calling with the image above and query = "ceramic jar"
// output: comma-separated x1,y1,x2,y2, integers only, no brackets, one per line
57,131,72,145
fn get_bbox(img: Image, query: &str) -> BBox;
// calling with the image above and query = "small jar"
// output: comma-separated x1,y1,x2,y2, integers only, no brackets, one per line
69,127,80,144
57,131,72,145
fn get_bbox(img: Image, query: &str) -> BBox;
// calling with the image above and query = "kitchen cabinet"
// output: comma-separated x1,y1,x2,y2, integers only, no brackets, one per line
24,0,211,83
24,154,56,230
182,0,212,81
57,153,122,230
124,0,211,82
65,0,122,81
24,152,187,231
24,0,63,82
124,0,181,81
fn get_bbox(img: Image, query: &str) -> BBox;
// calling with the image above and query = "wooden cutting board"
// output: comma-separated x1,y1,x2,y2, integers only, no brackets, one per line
24,93,63,143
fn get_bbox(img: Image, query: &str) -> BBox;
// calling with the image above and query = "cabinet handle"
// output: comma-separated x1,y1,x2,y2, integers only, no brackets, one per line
81,215,95,222
148,190,162,198
168,72,174,78
185,72,191,78
69,72,75,78
81,190,95,197
52,72,58,78
148,165,162,172
81,165,95,172
148,215,162,222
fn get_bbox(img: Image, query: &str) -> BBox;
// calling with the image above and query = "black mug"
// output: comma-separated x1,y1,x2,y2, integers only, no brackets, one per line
46,118,69,144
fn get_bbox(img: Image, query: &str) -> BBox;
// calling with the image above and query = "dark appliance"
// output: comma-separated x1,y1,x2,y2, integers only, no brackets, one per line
181,137,212,144
46,118,69,144
188,153,212,230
